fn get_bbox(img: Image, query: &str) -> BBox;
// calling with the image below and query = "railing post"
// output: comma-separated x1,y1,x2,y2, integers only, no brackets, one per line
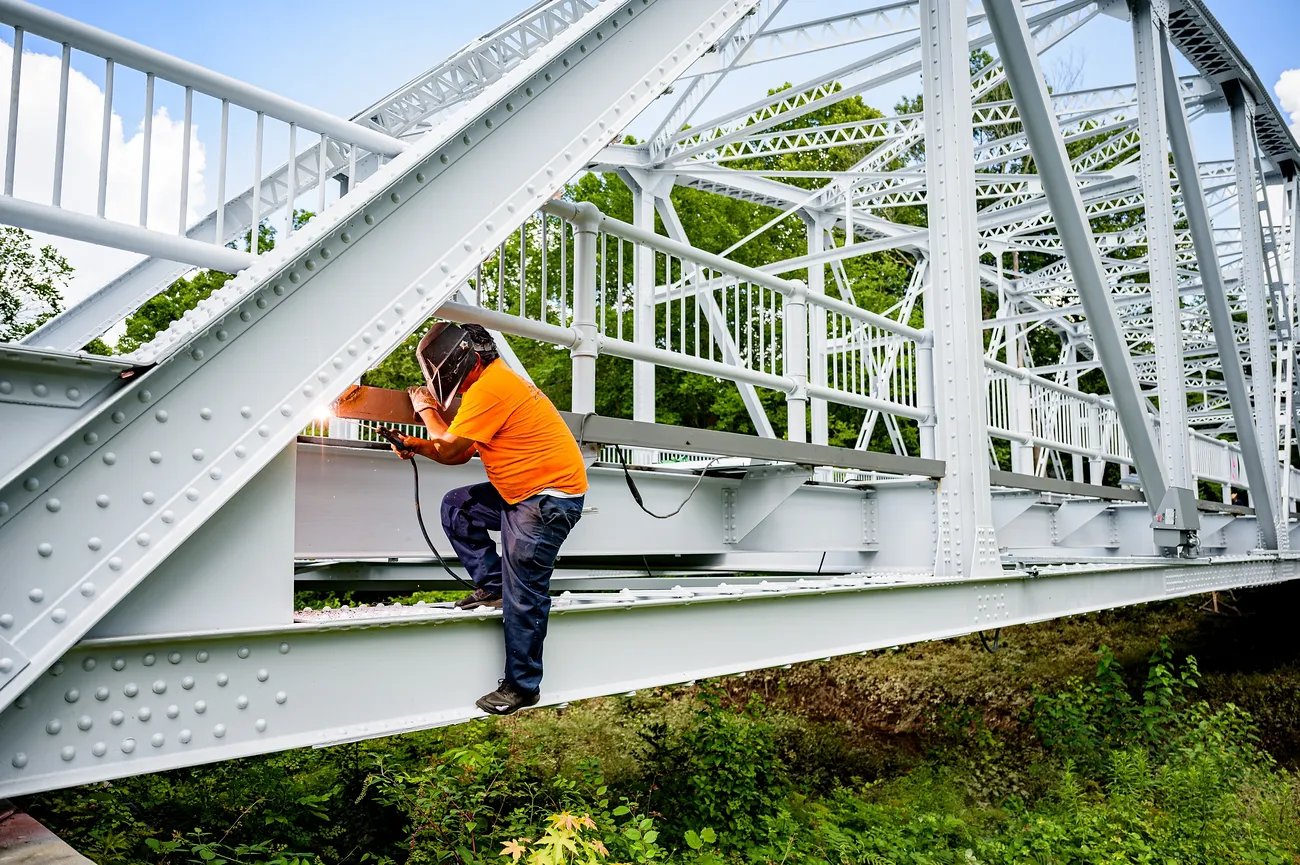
570,203,600,415
801,211,831,445
1012,368,1034,475
916,335,936,460
784,280,808,443
1088,399,1106,486
630,179,658,424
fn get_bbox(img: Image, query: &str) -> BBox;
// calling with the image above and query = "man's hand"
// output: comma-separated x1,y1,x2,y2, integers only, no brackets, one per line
389,432,419,460
387,430,477,466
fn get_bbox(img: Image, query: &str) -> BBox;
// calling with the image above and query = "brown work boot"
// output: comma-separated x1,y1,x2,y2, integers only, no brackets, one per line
455,587,502,610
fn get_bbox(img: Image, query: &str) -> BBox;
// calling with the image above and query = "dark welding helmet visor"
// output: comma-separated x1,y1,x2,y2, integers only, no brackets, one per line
416,323,478,410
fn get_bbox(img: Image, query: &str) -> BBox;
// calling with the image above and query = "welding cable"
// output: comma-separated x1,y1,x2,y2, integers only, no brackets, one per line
407,455,478,591
615,445,722,520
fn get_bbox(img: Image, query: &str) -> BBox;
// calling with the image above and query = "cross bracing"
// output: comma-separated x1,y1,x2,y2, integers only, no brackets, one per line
1,0,1299,798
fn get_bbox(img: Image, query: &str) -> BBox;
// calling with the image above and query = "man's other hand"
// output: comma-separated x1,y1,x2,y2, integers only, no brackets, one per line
408,385,438,414
389,432,420,460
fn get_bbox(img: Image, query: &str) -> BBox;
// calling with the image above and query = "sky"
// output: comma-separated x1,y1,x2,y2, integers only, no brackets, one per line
4,0,1300,308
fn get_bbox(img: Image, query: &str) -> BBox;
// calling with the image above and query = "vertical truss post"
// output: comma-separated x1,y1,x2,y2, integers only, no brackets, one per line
1067,344,1085,482
1160,39,1278,549
1088,400,1107,486
801,212,830,445
919,0,999,577
1131,0,1192,491
784,281,809,443
571,203,600,415
986,0,1174,531
1228,86,1282,516
630,181,658,424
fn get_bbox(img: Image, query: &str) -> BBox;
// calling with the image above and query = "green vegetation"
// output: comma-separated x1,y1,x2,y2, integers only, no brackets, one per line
24,588,1300,864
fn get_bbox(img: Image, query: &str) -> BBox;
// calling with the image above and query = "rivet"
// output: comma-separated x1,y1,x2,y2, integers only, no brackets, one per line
142,653,155,666
51,608,66,623
304,260,315,271
124,683,138,697
484,119,494,129
96,494,110,508
278,643,289,654
29,588,44,602
257,425,269,437
217,673,228,686
46,719,61,735
0,381,9,394
45,498,60,512
240,406,252,418
149,451,162,464
279,405,292,417
275,691,287,704
256,668,269,682
216,329,228,341
186,488,199,501
15,695,30,708
37,543,52,558
82,657,96,672
364,214,375,225
54,454,69,468
51,662,64,675
214,724,227,738
238,646,250,659
92,742,107,757
138,390,152,403
95,687,109,701
361,332,373,344
136,533,151,547
273,284,285,295
415,172,425,183
194,700,207,714
138,707,152,721
0,658,11,673
142,492,155,505
321,247,332,258
179,729,192,744
77,715,92,730
81,581,95,596
341,232,351,243
110,710,124,725
60,746,75,761
506,102,514,111
152,680,166,694
209,468,222,480
103,452,116,465
199,407,212,420
11,752,26,768
83,431,99,445
112,657,126,671
256,297,268,309
23,477,39,491
302,385,314,397
192,449,204,461
167,652,181,664
33,383,48,397
162,510,174,523
0,502,6,516
111,411,124,423
255,718,267,732
191,349,204,361
236,695,249,709
240,310,252,322
151,733,164,748
166,705,179,719
182,676,194,689
64,688,78,703
0,614,11,628
197,651,209,663
439,154,449,164
121,738,135,753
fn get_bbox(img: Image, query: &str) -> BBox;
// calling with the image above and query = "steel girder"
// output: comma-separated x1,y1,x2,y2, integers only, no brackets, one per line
1,553,1294,797
0,0,763,713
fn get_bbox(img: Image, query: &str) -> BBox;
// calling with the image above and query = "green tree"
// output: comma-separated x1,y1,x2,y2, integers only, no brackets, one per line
0,226,73,342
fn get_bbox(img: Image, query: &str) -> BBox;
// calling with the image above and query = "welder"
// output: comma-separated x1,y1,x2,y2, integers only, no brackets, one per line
387,322,587,715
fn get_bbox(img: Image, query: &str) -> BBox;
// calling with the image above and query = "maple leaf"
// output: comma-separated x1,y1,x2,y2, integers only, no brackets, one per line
591,840,610,857
501,838,529,862
550,812,585,832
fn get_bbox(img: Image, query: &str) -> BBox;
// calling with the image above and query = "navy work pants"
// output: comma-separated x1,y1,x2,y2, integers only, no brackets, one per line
440,483,584,695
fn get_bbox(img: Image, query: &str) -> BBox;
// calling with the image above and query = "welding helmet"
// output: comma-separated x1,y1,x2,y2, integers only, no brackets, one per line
416,323,479,410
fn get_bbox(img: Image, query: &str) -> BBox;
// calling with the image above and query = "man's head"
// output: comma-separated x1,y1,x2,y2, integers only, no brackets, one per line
416,322,499,409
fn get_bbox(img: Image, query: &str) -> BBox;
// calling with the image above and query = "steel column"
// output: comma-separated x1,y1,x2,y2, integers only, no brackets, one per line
1161,41,1279,548
631,181,658,425
1131,0,1192,491
985,0,1169,517
919,0,999,577
1228,88,1282,514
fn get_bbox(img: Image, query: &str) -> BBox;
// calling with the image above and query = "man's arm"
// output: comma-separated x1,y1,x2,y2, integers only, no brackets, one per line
391,407,477,465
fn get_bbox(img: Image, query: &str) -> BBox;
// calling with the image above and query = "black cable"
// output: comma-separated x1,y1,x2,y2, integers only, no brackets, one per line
978,628,1001,654
615,445,720,519
408,451,478,592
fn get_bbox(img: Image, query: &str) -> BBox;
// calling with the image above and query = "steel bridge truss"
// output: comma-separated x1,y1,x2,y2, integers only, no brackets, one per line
1,0,1299,796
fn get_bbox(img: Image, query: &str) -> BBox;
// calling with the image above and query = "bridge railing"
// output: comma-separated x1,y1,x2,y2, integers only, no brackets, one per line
0,0,405,273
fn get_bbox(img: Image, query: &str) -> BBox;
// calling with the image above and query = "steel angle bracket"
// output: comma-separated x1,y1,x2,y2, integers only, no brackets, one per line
725,465,813,544
1052,500,1112,545
0,0,761,714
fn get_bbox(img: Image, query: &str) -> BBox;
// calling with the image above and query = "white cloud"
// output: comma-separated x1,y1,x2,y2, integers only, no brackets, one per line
0,40,207,308
1277,68,1300,139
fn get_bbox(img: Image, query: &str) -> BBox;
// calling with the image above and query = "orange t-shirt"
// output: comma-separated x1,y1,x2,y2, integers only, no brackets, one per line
448,359,588,504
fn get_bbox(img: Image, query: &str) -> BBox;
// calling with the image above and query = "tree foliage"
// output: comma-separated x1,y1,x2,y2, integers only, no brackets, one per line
0,226,73,342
